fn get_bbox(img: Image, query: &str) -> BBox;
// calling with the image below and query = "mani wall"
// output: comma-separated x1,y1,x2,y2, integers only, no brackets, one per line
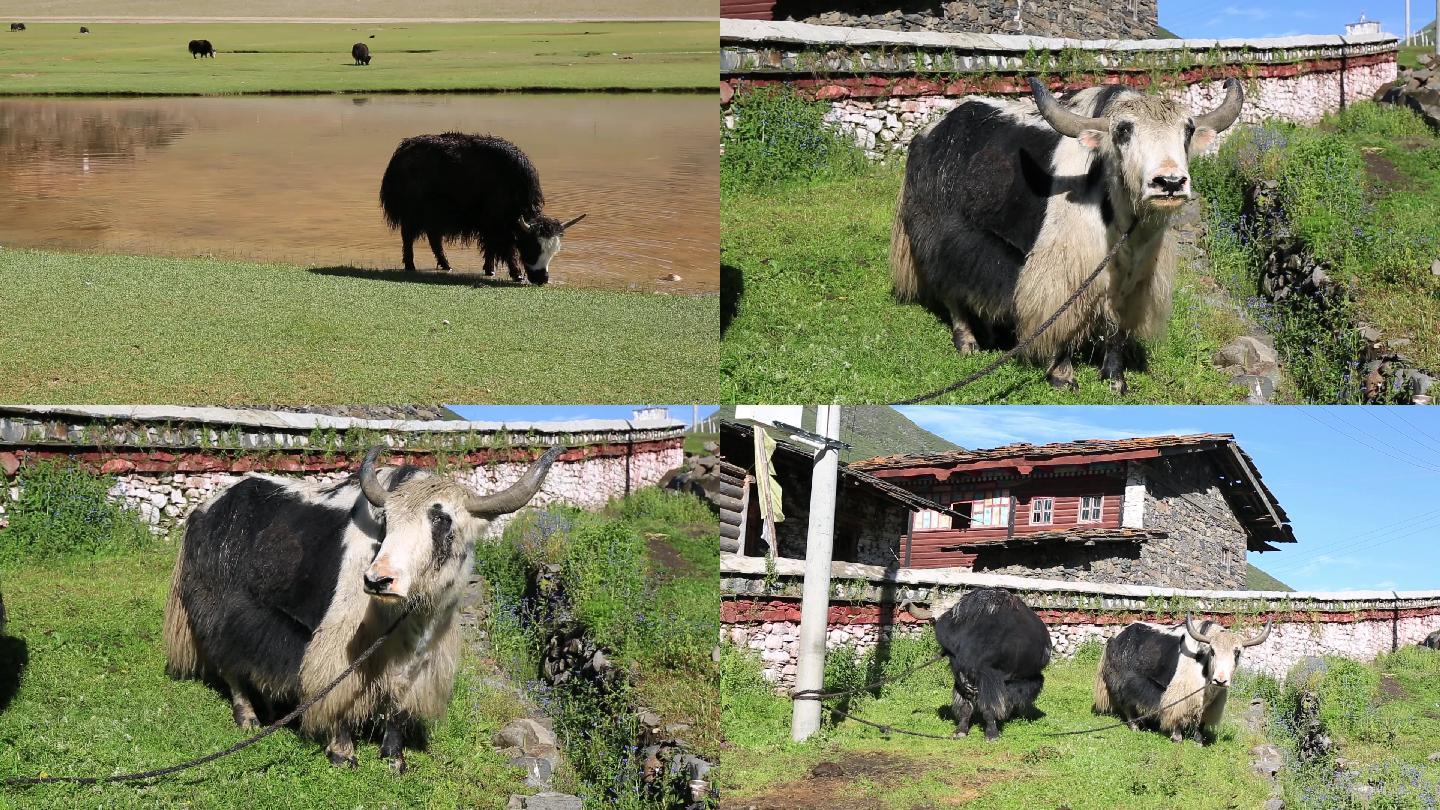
721,19,1400,158
0,406,686,537
722,555,1440,687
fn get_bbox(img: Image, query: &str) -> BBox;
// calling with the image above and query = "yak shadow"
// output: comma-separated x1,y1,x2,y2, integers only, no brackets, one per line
0,635,29,714
721,263,742,336
307,266,528,289
935,700,1047,726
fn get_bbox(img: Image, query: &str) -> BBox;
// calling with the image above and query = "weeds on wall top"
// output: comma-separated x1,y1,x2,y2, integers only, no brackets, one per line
0,459,152,563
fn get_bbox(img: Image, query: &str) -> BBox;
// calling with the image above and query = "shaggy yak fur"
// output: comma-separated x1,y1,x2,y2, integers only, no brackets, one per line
926,587,1051,739
163,445,563,770
1094,616,1271,743
890,78,1243,393
351,42,371,65
379,132,585,285
187,39,214,58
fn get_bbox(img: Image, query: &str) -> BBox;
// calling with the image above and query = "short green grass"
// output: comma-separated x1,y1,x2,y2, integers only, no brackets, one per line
721,162,1246,404
719,640,1271,809
1,0,706,17
0,548,534,809
0,249,717,404
0,22,715,94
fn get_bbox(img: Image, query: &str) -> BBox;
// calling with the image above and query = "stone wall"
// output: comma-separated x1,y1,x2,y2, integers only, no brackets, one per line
722,555,1440,686
781,0,1158,40
721,20,1400,159
0,406,686,538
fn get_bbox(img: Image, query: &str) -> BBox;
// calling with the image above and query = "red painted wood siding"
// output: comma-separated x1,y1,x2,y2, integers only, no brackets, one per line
722,0,776,19
904,473,1125,568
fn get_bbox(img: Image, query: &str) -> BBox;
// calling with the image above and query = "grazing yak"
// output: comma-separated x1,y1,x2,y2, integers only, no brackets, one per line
890,78,1244,393
907,588,1051,739
9,23,25,31
164,445,563,770
80,26,89,33
352,42,371,65
380,132,585,285
1094,616,1271,743
188,39,214,58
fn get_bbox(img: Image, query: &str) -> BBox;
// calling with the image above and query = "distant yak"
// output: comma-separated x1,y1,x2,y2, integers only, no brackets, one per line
188,39,214,58
352,42,371,65
380,132,585,285
80,26,90,33
10,23,25,31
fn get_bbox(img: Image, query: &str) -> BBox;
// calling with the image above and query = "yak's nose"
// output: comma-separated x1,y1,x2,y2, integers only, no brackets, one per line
363,571,394,594
1151,174,1188,194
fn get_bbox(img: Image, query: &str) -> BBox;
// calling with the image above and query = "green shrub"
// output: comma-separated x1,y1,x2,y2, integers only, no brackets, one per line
0,460,152,562
721,86,868,192
1311,657,1380,740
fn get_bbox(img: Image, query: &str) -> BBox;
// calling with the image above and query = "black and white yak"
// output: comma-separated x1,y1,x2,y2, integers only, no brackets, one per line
1094,616,1271,743
379,132,585,285
890,78,1244,393
163,444,563,770
907,587,1052,739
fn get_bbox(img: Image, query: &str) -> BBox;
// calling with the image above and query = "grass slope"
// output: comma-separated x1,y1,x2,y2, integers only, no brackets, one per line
0,548,533,809
721,163,1247,404
0,22,715,94
3,0,712,18
720,641,1272,809
1245,563,1293,592
0,249,717,404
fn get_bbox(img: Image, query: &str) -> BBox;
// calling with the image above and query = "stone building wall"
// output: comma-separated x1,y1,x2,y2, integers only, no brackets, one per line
722,556,1440,687
782,0,1158,39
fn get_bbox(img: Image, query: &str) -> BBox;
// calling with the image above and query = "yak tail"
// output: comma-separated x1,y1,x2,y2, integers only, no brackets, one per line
1092,659,1113,715
162,550,201,680
889,182,919,302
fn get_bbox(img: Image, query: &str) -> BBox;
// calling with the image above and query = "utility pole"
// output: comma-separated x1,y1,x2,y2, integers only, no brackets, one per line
790,404,842,742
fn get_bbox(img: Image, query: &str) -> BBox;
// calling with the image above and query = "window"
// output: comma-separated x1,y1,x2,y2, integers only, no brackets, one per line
956,490,1010,528
913,509,951,531
1079,495,1104,523
1030,497,1054,525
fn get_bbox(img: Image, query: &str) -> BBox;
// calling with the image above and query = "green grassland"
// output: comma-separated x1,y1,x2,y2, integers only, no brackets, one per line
720,640,1272,809
0,22,715,94
3,0,711,18
0,249,718,404
0,548,535,809
721,162,1247,404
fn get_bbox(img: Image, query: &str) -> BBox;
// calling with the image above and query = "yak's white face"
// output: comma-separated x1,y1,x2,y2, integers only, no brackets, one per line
1073,95,1220,212
363,477,490,603
1184,620,1270,688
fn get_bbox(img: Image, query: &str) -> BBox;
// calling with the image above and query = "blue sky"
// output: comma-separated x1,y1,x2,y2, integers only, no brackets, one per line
1159,0,1427,39
446,405,716,425
897,406,1440,593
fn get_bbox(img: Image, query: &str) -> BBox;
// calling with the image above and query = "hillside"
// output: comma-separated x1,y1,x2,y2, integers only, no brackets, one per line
1245,563,1294,591
717,405,961,463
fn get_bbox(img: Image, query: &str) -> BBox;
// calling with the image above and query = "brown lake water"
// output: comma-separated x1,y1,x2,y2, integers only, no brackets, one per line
0,93,717,293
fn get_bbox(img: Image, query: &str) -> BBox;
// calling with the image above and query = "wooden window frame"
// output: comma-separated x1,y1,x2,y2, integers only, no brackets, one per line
1030,497,1054,526
1079,494,1104,523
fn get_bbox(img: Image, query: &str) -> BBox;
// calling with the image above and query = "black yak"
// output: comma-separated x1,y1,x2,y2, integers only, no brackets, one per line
891,78,1244,393
352,42,371,65
80,26,90,33
164,445,563,770
908,587,1051,739
188,39,214,58
379,132,585,285
9,23,25,31
1094,616,1271,743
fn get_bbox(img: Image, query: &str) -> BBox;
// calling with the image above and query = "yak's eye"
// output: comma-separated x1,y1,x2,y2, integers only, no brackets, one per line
1112,120,1133,146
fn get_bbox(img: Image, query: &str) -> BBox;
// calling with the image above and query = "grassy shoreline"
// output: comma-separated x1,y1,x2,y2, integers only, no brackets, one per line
0,22,716,95
0,248,718,404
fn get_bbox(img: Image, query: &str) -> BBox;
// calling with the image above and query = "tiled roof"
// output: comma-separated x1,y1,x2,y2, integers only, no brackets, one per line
939,527,1168,551
850,434,1236,470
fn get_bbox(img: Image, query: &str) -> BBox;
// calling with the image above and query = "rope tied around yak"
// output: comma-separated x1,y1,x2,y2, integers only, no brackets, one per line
2,605,414,788
898,222,1137,405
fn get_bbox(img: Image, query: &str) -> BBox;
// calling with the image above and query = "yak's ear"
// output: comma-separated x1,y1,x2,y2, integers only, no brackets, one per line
1077,129,1104,150
1189,126,1219,155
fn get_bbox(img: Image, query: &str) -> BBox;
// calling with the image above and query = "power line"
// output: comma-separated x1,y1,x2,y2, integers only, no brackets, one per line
1261,505,1440,572
1299,408,1440,476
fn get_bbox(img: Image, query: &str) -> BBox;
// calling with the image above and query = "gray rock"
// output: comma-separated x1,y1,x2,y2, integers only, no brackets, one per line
1264,800,1285,810
1233,374,1276,405
509,793,584,810
1431,259,1440,277
1215,335,1280,376
510,755,555,787
493,718,558,754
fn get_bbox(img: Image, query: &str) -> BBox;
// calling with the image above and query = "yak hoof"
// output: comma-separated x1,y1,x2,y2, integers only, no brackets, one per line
1108,377,1128,396
387,756,407,774
328,752,359,768
951,330,978,354
233,712,260,730
1169,730,1184,743
1047,373,1078,391
952,728,970,739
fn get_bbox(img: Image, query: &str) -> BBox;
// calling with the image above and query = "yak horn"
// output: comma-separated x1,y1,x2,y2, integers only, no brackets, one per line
1183,614,1216,644
464,445,565,517
1242,619,1273,647
560,214,587,231
1193,78,1244,134
1028,77,1108,139
359,445,390,509
517,217,533,233
901,601,934,621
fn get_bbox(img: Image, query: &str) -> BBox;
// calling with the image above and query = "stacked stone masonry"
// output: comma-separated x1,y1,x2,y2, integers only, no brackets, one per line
787,0,1160,39
722,556,1440,687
